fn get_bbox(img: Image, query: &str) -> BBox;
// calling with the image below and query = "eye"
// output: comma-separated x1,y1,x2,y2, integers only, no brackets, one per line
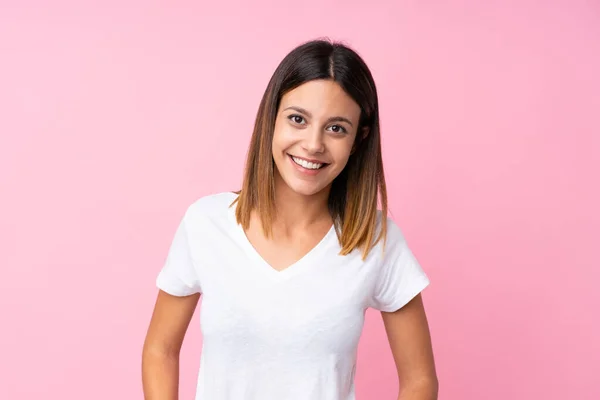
288,114,306,125
327,124,347,134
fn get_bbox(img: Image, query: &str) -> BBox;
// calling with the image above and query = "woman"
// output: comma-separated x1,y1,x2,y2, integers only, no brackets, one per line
142,39,438,400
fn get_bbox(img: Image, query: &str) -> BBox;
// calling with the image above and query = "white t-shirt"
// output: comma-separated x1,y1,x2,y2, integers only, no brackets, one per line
156,191,430,400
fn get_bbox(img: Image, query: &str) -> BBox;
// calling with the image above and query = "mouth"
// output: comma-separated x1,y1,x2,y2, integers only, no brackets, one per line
288,154,329,170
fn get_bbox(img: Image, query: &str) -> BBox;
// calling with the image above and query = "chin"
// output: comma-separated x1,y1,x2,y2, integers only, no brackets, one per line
292,187,325,197
283,179,330,197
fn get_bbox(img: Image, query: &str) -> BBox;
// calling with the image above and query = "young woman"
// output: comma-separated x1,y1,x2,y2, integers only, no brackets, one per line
142,39,438,400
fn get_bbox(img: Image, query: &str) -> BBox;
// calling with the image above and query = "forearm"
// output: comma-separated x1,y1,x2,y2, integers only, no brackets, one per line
398,378,438,400
142,349,180,400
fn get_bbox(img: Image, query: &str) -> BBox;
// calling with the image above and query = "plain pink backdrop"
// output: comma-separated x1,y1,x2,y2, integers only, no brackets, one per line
1,1,599,399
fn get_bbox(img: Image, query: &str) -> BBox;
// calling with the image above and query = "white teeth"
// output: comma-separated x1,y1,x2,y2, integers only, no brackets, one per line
292,156,323,170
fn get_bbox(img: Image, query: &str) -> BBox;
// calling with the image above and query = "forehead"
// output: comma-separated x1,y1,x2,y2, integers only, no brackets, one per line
279,80,361,119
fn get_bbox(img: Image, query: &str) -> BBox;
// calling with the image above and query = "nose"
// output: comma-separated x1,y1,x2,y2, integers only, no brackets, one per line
302,127,325,154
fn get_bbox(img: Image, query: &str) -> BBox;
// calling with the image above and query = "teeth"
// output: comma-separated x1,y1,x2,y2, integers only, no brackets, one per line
292,156,323,170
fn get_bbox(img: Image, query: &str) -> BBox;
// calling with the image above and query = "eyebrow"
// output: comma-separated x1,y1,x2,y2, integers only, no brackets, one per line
283,106,354,127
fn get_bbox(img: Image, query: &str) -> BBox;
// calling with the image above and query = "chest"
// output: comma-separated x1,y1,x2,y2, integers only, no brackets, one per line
243,222,333,273
192,229,379,354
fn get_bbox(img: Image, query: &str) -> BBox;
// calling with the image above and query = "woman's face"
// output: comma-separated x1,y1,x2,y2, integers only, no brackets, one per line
272,79,361,197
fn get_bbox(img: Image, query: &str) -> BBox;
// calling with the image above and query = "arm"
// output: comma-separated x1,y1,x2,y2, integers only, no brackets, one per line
382,293,438,400
142,290,200,400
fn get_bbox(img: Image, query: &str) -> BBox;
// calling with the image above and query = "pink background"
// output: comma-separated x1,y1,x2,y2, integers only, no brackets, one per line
1,1,599,399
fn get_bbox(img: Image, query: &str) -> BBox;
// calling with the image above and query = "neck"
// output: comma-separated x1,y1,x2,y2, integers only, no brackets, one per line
272,172,332,232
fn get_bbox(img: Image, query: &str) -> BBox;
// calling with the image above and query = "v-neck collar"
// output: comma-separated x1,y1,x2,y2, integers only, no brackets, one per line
227,195,335,280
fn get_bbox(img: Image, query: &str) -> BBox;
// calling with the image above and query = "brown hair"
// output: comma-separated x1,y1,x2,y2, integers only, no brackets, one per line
233,39,388,259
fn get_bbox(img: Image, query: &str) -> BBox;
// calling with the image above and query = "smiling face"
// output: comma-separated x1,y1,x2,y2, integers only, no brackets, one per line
272,79,362,198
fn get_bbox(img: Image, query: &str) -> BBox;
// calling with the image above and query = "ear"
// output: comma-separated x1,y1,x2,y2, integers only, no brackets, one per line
351,127,370,154
360,126,369,140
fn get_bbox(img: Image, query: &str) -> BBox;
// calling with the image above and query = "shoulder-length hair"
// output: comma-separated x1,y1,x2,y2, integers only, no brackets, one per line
234,38,388,260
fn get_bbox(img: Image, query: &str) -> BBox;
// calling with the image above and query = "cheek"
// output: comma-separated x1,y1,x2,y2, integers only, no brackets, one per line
331,139,355,165
272,125,296,153
271,133,283,157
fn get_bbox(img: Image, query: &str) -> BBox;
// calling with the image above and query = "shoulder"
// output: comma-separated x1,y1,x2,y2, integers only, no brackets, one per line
182,191,239,224
374,210,410,260
375,210,407,243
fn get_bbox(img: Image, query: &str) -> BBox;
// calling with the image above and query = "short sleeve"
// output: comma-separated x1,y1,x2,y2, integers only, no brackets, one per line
156,211,202,296
370,219,430,312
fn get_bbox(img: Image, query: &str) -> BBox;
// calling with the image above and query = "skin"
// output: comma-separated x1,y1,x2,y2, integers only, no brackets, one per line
142,79,438,399
245,79,361,272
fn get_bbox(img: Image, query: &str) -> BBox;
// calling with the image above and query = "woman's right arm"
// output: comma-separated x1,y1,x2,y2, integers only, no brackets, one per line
142,290,200,400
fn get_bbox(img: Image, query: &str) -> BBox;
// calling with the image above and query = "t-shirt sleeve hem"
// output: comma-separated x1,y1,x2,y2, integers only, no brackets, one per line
376,275,430,313
156,274,201,297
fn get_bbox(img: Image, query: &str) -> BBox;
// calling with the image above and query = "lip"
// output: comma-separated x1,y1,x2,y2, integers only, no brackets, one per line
288,154,328,164
287,154,329,175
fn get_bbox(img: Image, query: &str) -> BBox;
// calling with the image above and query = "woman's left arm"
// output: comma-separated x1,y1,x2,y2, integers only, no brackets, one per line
382,293,438,400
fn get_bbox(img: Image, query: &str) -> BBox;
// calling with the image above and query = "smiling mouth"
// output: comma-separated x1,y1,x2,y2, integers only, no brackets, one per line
288,154,328,170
